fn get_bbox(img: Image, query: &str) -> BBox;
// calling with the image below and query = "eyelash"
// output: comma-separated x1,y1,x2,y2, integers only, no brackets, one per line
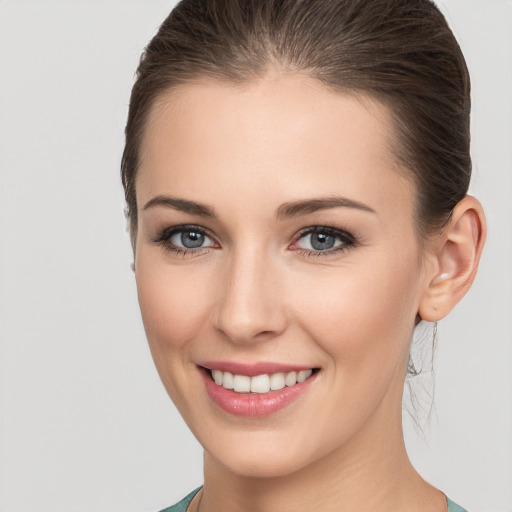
152,224,357,258
152,224,216,257
293,226,356,258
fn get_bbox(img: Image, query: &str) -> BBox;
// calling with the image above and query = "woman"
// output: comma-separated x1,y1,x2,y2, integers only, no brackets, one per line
121,1,486,511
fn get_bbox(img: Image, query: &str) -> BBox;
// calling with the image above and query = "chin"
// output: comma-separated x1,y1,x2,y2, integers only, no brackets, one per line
200,427,330,480
212,450,311,479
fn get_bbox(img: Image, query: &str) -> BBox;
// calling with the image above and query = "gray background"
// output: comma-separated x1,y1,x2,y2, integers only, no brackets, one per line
0,1,510,511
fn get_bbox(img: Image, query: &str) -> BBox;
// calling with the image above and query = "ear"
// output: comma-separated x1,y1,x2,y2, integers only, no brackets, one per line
418,196,487,322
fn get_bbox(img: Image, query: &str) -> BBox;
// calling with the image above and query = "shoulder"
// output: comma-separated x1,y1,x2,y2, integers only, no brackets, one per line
158,487,202,512
447,496,470,512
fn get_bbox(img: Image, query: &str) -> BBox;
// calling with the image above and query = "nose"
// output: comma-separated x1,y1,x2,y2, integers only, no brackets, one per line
212,249,288,344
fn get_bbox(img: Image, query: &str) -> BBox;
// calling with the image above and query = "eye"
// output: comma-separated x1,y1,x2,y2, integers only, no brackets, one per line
292,226,355,256
170,229,212,249
152,225,217,255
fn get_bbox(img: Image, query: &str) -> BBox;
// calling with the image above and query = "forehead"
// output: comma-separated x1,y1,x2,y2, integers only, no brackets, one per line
137,73,414,223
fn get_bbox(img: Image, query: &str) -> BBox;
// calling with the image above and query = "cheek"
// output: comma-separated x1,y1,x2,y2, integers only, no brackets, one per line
293,255,421,372
134,256,218,414
135,259,212,352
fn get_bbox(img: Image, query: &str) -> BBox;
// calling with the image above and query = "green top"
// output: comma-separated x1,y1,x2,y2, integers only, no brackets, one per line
159,488,201,512
159,487,469,512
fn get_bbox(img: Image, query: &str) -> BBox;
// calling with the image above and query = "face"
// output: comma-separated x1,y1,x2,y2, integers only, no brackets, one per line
134,73,432,478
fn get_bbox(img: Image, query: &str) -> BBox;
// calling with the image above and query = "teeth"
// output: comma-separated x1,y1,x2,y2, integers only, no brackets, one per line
210,369,314,394
212,369,223,386
222,371,234,390
233,374,251,393
250,374,270,393
270,372,285,390
297,369,312,383
285,371,297,387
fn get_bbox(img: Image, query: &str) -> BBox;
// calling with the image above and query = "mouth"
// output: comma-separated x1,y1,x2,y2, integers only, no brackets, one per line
208,368,317,394
198,364,319,417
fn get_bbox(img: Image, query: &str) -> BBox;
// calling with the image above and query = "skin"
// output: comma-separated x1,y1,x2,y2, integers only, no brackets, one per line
133,72,485,512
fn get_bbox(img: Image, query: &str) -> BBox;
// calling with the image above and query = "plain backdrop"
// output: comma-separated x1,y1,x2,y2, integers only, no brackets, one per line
0,1,510,511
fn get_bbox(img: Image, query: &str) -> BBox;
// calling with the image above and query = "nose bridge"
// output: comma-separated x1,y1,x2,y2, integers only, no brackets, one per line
213,242,287,343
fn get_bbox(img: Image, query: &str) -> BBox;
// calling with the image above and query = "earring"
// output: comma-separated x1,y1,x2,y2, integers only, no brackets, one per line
430,321,438,371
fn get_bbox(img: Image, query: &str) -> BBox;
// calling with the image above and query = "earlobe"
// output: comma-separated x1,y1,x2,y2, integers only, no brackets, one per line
418,196,486,322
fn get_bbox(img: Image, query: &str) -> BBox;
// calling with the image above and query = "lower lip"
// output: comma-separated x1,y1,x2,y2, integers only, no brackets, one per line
200,367,317,417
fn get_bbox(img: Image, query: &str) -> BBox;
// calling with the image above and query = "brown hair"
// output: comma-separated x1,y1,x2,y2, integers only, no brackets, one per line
121,0,471,247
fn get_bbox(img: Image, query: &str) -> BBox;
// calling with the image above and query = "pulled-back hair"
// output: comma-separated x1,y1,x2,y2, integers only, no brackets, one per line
121,0,471,247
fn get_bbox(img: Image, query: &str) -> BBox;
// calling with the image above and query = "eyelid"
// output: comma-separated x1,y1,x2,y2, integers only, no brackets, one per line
151,224,220,255
292,225,355,244
152,224,213,242
289,225,357,257
151,223,357,258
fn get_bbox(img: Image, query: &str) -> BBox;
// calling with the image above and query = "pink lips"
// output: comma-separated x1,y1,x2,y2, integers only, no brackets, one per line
198,362,317,417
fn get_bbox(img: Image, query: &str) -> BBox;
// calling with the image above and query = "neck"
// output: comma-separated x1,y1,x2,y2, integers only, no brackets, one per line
197,397,446,512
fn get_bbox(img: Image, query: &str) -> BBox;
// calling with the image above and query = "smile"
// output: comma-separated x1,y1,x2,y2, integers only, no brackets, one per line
199,365,319,417
210,369,313,394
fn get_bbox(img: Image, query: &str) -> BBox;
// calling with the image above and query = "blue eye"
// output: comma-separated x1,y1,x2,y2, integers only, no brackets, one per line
295,227,354,255
170,230,208,249
153,225,216,254
153,224,355,258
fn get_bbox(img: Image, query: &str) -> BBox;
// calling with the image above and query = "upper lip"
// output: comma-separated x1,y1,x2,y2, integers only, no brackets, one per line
198,361,316,377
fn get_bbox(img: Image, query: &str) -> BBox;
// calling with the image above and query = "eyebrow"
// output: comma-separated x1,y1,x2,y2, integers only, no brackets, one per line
143,195,215,217
276,196,376,219
142,194,376,219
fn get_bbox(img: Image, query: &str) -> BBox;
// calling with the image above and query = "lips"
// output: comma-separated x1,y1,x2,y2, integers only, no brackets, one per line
199,362,318,416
